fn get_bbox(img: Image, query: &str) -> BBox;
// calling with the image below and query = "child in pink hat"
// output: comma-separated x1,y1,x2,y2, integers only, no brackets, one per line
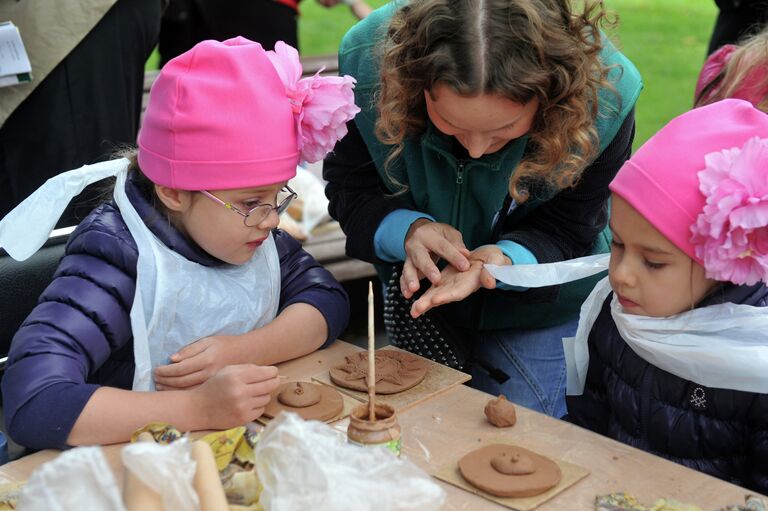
0,38,359,449
695,26,768,111
567,99,768,494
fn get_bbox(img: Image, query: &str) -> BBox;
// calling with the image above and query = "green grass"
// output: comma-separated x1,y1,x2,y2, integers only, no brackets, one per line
603,0,717,147
147,0,718,148
299,0,389,55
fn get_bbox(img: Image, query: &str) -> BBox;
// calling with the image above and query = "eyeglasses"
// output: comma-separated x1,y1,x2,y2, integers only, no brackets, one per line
199,186,297,227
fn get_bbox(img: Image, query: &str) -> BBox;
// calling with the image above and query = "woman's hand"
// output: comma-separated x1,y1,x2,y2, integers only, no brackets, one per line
154,335,241,390
409,245,510,318
401,219,471,298
190,364,280,430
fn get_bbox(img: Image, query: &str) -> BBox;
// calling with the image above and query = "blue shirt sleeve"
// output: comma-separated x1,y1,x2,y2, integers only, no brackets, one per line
373,209,436,262
495,240,538,291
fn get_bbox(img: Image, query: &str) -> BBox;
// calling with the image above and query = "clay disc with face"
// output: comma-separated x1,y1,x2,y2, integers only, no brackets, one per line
458,444,562,498
329,351,428,394
263,382,344,422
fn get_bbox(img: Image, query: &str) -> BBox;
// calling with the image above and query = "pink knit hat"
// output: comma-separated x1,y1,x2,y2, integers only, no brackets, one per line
610,99,768,285
138,37,359,190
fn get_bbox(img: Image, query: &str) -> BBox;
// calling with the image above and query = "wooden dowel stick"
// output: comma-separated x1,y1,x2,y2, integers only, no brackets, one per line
191,440,230,511
123,432,163,511
368,281,376,421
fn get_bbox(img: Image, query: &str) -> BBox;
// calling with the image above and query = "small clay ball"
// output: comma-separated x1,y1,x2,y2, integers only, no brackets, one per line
277,382,321,408
490,452,535,475
484,395,517,428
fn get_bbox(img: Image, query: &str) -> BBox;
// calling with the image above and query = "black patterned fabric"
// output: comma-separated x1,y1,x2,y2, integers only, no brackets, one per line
382,267,469,371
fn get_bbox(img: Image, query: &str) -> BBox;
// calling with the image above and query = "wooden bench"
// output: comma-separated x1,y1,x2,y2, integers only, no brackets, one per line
142,55,376,283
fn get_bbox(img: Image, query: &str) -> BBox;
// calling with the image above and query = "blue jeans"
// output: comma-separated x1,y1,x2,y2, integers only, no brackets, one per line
469,318,577,418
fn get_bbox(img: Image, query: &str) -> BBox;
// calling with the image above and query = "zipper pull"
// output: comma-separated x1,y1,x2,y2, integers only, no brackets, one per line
456,161,465,185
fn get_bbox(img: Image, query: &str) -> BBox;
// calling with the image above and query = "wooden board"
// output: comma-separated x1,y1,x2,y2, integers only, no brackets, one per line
433,444,590,511
313,346,471,412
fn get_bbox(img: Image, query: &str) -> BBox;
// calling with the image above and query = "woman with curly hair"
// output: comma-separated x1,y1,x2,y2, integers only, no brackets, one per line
323,0,642,417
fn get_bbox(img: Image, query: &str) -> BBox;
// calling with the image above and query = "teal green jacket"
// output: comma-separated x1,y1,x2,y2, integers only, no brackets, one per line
331,1,642,330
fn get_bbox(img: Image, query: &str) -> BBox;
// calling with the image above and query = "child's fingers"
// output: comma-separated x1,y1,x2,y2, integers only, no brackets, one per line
155,354,207,377
242,364,279,382
480,269,497,289
433,284,468,304
171,339,209,362
157,382,201,391
248,393,272,410
400,259,422,299
154,369,207,389
411,277,478,317
240,370,280,394
246,381,279,403
410,294,433,318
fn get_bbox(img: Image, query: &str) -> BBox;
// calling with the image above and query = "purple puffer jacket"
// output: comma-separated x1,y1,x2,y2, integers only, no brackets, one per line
1,172,350,450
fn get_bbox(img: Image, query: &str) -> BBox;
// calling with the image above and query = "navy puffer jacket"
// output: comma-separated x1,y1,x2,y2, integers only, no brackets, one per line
2,172,350,450
567,283,768,494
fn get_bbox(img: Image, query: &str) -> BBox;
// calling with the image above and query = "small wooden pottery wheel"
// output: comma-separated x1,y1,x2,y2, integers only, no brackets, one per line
458,444,562,498
329,351,427,394
263,381,343,422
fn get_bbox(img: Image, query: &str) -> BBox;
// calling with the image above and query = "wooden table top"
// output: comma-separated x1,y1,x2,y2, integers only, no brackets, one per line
0,341,757,509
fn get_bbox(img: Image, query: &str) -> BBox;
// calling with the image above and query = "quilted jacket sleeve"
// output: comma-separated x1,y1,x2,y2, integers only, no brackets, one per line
1,204,138,450
273,229,350,347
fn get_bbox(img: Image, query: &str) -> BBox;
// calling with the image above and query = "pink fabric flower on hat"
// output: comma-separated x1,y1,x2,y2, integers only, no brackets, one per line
690,136,768,285
266,41,361,163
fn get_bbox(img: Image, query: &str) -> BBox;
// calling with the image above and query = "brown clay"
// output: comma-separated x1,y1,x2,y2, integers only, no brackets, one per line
458,444,561,498
263,382,343,422
484,395,517,428
490,452,535,475
329,351,427,394
278,382,321,407
347,402,402,457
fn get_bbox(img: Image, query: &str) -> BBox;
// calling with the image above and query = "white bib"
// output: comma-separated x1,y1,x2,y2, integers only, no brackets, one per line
487,255,768,395
112,170,281,390
0,159,282,391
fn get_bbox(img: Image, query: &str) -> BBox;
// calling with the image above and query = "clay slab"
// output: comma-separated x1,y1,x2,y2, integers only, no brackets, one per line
433,444,589,511
314,346,471,412
329,350,427,394
257,381,359,425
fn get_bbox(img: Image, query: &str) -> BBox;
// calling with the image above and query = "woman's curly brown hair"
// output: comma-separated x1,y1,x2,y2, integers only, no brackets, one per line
375,0,615,202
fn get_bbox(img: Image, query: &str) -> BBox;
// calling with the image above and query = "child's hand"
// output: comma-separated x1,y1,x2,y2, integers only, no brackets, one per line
402,219,471,299
409,245,509,318
191,364,279,429
154,335,239,390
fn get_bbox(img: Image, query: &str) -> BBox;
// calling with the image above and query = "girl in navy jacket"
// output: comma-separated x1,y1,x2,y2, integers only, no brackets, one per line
0,38,358,449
